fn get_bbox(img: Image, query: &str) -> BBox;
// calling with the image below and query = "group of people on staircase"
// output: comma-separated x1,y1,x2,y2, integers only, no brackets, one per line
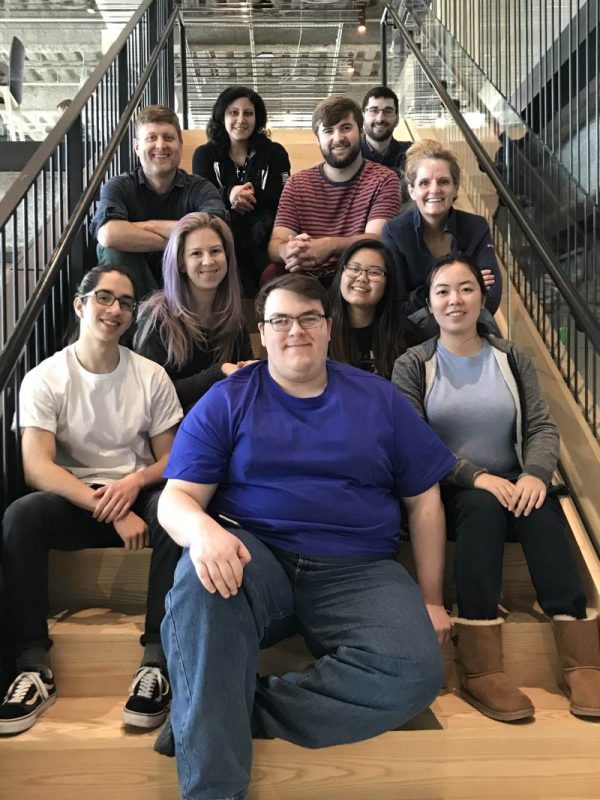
1,86,599,800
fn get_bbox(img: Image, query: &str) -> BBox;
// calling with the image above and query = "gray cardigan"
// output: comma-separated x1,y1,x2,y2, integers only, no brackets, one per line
391,335,559,487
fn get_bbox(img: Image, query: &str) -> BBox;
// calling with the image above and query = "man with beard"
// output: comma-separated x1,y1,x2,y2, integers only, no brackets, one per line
361,86,412,177
266,96,400,284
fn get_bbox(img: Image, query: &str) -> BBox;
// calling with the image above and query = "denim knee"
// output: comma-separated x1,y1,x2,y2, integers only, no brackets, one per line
339,639,443,725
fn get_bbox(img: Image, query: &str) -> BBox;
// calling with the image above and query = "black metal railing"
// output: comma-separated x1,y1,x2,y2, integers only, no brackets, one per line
430,0,600,205
0,0,187,511
383,3,600,444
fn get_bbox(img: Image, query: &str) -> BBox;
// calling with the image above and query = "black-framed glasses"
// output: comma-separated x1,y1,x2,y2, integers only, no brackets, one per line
81,289,136,313
262,313,327,332
343,263,387,281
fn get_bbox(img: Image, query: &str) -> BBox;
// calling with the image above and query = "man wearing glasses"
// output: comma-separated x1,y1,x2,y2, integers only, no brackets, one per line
158,274,454,800
361,86,412,178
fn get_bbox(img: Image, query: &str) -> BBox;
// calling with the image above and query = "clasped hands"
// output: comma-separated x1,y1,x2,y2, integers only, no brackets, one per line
280,233,331,272
229,182,256,214
92,473,148,551
473,473,547,517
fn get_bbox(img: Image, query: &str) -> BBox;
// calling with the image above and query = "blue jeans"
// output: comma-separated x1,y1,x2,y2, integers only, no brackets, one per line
162,528,443,800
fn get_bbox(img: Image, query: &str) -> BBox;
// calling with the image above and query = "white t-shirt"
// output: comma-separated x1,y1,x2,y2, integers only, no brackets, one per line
18,344,183,485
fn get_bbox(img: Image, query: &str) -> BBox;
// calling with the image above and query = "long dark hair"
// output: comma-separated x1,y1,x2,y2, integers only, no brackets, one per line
206,86,268,151
329,239,406,379
134,213,244,368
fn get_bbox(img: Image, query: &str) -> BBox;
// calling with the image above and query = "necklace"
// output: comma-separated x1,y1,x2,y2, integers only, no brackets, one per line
232,153,250,184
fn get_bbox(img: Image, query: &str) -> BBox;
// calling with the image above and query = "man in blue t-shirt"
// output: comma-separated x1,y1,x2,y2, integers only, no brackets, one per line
158,274,455,800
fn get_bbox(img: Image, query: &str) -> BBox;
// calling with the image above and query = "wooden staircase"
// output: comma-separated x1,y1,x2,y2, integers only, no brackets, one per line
3,534,600,800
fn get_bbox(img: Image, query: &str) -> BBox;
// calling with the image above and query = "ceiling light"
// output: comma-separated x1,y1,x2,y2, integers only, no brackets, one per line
86,1,96,13
357,4,367,34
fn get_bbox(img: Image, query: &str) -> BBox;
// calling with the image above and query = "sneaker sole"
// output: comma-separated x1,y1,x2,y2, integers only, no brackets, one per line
0,693,57,735
122,706,168,730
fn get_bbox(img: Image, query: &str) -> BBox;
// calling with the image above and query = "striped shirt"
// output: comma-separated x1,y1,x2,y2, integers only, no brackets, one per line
274,160,401,276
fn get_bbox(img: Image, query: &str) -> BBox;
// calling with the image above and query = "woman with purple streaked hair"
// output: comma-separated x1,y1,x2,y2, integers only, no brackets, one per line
134,212,254,412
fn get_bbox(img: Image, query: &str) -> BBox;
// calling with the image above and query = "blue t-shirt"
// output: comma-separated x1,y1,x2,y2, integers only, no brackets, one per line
164,360,455,557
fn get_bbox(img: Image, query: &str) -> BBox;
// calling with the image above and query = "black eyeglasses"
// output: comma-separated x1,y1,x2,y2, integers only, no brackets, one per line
343,263,387,281
262,313,327,332
80,289,136,313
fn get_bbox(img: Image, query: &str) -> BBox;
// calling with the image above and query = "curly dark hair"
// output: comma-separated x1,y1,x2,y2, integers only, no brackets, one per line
206,86,268,151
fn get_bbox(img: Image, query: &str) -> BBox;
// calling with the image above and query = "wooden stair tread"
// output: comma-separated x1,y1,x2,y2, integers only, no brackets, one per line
3,692,600,800
49,541,538,617
48,609,562,698
0,689,586,746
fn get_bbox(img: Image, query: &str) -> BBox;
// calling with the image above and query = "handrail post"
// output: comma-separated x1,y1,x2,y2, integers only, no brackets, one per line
380,7,389,86
179,11,189,130
66,116,85,289
118,47,132,174
149,0,160,105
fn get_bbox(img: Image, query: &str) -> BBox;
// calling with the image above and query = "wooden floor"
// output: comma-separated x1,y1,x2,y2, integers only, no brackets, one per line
3,689,600,799
2,544,600,799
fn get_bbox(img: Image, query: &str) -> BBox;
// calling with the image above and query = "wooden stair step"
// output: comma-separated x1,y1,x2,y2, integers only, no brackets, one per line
2,690,599,800
49,608,561,697
49,542,537,618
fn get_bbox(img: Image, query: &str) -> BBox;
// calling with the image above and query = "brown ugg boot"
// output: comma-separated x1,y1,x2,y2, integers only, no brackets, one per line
552,611,600,717
453,617,535,722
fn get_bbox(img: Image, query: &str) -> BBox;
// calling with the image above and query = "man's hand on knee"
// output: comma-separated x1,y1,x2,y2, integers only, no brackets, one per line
189,526,252,598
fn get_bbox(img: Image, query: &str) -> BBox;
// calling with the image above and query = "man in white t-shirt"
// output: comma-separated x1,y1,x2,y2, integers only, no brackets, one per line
0,266,183,736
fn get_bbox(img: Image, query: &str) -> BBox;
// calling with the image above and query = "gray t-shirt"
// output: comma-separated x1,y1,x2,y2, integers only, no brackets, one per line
426,340,520,477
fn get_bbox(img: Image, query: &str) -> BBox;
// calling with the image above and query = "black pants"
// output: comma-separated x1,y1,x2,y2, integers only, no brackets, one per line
441,485,586,620
1,487,181,657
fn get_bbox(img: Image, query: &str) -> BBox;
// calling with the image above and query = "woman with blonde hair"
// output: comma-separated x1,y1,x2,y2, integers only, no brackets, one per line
135,212,253,412
382,139,502,324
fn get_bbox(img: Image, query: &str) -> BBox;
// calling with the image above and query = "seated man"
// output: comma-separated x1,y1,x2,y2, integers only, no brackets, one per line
0,265,183,735
90,104,227,299
158,274,455,800
361,85,412,178
266,96,401,285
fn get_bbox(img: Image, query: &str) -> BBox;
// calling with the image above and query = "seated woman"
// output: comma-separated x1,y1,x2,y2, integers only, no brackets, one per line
381,140,502,327
135,213,253,414
392,255,600,722
192,86,291,296
329,239,425,378
0,266,183,735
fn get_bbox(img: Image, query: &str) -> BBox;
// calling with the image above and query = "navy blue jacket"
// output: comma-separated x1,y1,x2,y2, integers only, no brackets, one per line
381,207,502,314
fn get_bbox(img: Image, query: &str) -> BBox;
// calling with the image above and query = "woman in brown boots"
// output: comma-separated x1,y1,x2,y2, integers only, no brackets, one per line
392,254,600,721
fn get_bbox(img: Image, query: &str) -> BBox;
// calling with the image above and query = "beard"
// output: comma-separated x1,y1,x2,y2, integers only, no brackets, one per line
364,121,394,143
321,139,361,169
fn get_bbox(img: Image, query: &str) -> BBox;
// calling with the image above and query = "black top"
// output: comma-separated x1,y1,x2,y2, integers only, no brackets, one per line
136,320,253,413
381,207,502,315
90,167,227,278
192,138,291,293
360,136,412,175
353,319,428,374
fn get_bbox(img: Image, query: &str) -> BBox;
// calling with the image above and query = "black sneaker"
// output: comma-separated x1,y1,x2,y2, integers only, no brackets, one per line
122,665,171,729
0,669,56,735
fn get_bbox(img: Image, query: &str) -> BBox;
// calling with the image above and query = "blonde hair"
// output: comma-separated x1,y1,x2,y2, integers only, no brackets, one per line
405,139,461,188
